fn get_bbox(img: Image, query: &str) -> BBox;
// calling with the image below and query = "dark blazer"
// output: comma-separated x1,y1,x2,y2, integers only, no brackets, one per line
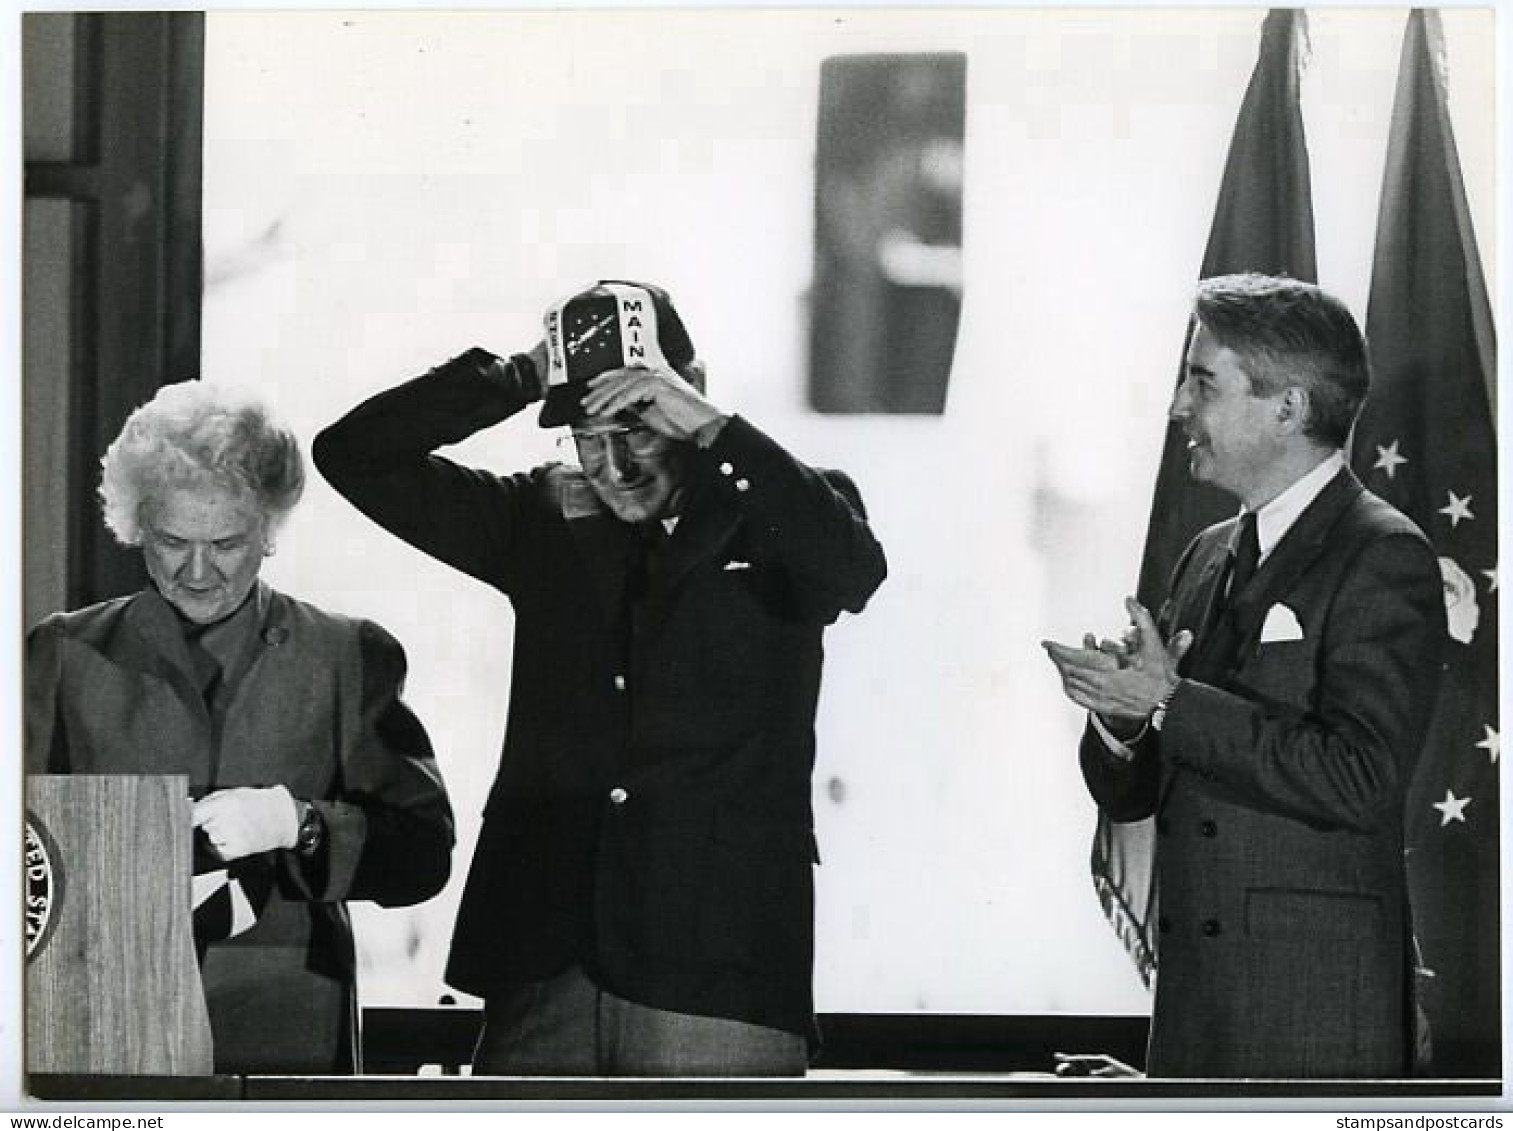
26,583,455,1074
1081,467,1445,1077
314,349,887,1043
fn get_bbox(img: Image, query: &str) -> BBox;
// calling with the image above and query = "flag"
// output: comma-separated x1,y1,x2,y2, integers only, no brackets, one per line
1350,9,1498,1077
1092,9,1317,992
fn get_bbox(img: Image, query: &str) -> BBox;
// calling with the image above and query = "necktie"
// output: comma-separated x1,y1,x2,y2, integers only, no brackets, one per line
1186,509,1260,678
626,522,667,624
1227,510,1261,604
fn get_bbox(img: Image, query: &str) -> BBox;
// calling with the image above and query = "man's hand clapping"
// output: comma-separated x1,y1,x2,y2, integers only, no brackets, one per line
1041,598,1192,724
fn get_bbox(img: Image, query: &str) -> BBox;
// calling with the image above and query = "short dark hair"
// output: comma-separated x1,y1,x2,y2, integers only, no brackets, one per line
1194,273,1370,448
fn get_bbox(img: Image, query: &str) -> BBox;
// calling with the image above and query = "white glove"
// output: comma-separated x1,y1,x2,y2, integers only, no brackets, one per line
192,785,300,862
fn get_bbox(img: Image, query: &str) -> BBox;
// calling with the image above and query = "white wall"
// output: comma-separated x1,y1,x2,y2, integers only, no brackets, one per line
200,6,1498,1016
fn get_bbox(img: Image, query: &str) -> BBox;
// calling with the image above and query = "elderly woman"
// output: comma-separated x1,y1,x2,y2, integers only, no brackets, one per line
25,380,454,1075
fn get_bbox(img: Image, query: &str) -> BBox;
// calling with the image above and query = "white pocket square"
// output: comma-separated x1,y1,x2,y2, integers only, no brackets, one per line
1260,602,1304,642
722,560,752,571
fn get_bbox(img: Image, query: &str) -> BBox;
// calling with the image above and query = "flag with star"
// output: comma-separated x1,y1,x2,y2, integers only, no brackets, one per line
1350,8,1498,1077
1093,8,1317,992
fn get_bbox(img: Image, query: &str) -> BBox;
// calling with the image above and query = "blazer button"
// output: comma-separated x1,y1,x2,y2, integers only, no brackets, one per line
1157,916,1172,934
1202,919,1222,937
613,674,627,691
1199,819,1218,838
608,787,629,805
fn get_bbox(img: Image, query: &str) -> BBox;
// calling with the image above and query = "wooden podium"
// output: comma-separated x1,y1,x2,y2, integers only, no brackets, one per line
25,774,213,1075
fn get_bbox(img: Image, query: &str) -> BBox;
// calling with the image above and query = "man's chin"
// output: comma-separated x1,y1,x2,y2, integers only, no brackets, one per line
594,485,672,524
609,505,652,524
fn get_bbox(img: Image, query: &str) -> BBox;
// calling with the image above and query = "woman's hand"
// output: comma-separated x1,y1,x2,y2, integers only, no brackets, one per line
192,784,300,861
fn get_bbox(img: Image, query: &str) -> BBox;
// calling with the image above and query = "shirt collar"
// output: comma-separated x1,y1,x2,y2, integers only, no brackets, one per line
1246,450,1346,563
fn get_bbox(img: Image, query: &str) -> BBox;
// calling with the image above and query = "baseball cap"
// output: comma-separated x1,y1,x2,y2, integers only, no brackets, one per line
538,280,696,428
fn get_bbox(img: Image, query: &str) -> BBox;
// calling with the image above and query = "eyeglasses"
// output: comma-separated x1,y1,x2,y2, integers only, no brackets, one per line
557,425,670,461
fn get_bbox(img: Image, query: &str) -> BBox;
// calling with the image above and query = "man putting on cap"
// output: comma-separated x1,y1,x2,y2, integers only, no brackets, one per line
315,280,887,1076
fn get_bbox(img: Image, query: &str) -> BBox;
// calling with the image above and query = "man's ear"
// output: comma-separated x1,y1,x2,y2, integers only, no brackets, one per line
1276,386,1309,434
678,359,707,394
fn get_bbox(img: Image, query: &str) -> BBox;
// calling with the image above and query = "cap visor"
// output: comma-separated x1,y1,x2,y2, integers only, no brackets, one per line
538,383,587,428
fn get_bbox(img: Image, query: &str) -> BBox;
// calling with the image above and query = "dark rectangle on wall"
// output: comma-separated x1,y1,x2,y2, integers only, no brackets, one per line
808,52,966,415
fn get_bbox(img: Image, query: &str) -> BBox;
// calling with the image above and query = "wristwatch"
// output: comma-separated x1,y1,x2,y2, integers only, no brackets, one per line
1151,680,1181,732
294,800,327,857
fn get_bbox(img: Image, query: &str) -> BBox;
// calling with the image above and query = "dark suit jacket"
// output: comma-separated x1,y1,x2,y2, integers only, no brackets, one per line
314,350,887,1043
1081,467,1445,1077
26,582,455,1073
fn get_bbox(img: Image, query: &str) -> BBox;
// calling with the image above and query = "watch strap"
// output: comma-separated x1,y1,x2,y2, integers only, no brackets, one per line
1151,680,1180,732
294,801,327,857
